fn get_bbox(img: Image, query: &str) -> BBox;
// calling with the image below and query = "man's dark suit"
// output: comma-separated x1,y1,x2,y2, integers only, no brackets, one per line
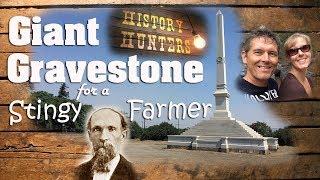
75,155,136,180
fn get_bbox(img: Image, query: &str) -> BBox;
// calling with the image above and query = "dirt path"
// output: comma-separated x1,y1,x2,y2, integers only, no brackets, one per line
118,140,317,179
123,140,296,165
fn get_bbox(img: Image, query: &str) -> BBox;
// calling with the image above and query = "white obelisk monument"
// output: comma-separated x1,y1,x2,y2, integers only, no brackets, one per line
167,10,277,154
213,10,233,120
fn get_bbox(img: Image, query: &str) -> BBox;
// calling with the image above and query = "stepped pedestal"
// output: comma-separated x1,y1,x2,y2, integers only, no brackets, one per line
182,120,253,137
167,118,278,154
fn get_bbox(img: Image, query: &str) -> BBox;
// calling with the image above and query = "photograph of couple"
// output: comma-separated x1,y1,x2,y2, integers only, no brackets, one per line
237,26,314,102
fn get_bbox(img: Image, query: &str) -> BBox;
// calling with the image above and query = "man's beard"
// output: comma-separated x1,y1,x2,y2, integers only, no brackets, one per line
92,143,116,173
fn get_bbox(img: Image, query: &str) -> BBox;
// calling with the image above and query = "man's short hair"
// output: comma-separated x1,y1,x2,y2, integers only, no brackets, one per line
241,26,281,53
87,108,128,131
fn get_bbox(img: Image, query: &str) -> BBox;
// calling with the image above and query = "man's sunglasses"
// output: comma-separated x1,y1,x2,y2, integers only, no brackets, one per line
286,44,311,56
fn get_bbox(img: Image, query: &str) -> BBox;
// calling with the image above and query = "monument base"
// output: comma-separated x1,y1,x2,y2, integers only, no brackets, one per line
167,119,278,154
213,110,234,120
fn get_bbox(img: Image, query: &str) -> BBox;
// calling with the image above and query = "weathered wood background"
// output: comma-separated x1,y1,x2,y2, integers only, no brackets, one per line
0,0,319,179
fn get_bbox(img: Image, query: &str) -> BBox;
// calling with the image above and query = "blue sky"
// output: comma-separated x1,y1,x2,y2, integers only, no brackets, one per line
32,7,286,129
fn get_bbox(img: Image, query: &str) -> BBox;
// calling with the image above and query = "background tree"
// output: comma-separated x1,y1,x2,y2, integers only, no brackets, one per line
129,121,186,141
58,83,69,98
249,121,273,137
31,90,92,132
140,122,184,141
249,121,293,146
130,121,143,139
272,127,294,146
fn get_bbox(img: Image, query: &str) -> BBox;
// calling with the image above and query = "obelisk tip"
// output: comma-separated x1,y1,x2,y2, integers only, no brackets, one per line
216,10,222,15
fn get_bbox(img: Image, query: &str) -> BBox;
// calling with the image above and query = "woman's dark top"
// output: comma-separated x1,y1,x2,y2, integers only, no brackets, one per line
278,73,313,101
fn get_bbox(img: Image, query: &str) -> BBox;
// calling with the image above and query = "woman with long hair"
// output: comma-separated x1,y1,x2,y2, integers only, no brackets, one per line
279,33,313,101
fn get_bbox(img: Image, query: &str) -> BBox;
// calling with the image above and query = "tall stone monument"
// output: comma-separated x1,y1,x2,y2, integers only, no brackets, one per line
213,10,233,120
167,10,278,154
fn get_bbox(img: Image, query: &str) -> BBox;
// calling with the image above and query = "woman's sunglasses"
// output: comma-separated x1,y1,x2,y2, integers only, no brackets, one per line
286,44,311,57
